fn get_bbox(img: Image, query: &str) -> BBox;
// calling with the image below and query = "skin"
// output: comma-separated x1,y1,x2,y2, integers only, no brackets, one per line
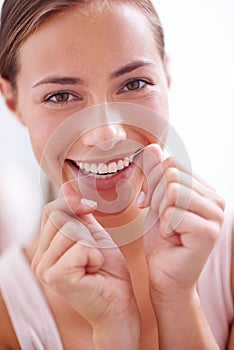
0,3,229,350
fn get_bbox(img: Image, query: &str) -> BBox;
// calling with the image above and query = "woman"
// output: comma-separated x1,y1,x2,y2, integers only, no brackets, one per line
0,0,231,349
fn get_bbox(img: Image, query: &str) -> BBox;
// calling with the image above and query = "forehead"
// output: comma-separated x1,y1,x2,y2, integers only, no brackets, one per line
18,3,160,82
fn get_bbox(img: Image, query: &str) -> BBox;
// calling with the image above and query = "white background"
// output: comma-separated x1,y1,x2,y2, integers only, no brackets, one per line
154,0,234,203
0,0,234,202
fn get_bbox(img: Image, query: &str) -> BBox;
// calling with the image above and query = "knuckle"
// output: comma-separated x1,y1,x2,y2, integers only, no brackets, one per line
210,225,221,243
31,259,37,275
166,182,180,205
49,209,65,227
216,207,225,225
43,200,55,217
162,206,174,223
60,220,81,241
215,195,226,211
42,204,50,219
42,271,57,287
165,167,179,184
49,209,63,223
35,264,58,287
202,221,220,245
163,157,177,169
34,263,44,281
63,220,78,232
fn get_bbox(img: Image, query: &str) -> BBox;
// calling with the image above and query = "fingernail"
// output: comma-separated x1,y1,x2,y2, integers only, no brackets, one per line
136,191,146,207
81,198,97,209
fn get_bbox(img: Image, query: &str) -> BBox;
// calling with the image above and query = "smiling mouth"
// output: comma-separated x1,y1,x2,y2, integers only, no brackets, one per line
69,148,144,179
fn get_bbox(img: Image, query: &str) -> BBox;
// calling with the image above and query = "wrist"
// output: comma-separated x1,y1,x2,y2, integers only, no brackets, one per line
151,289,219,350
150,285,199,309
92,310,141,350
151,286,204,321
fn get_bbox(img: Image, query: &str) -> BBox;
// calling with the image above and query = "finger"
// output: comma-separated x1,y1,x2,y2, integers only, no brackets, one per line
162,166,225,210
78,214,117,249
149,181,224,231
159,158,214,191
151,172,193,216
135,144,164,206
137,153,225,213
143,210,181,258
190,176,225,210
33,218,97,274
137,156,182,208
144,175,224,238
153,207,222,282
32,209,68,271
39,241,104,286
61,182,97,213
160,207,221,252
163,183,224,222
40,184,97,232
160,158,218,194
77,214,129,278
32,210,97,271
141,143,164,174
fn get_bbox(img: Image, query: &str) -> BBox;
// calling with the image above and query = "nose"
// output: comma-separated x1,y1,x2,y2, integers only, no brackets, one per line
81,123,127,150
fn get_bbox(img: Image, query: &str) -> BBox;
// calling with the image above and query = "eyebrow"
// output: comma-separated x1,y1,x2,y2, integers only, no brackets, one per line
32,60,155,88
110,60,155,79
32,76,84,88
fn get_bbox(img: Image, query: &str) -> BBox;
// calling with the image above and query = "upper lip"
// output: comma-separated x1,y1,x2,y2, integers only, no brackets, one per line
67,148,144,164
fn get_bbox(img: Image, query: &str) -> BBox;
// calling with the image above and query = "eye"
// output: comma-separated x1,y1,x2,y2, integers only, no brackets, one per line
118,79,155,94
44,91,81,104
125,80,146,91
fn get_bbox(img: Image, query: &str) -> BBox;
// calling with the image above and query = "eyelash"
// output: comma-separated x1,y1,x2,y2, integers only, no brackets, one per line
43,79,155,105
44,91,81,105
118,78,155,94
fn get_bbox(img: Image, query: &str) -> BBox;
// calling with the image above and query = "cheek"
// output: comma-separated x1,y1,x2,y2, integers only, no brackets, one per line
28,130,47,163
26,118,53,160
145,93,169,121
27,120,64,185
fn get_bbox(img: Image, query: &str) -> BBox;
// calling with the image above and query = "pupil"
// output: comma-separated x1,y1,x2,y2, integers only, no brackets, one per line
127,81,139,90
57,93,69,102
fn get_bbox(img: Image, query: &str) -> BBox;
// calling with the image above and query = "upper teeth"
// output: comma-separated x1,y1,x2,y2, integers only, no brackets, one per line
76,153,135,176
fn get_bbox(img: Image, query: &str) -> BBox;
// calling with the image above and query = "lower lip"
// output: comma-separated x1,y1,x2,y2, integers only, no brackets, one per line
69,161,137,191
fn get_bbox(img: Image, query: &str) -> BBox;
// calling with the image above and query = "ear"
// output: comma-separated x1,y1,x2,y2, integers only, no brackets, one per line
0,77,17,112
163,53,171,88
0,76,25,124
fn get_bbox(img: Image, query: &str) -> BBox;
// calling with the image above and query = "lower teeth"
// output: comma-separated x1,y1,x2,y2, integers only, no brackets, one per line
84,171,120,178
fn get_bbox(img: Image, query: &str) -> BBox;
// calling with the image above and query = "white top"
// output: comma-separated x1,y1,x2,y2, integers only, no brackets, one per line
0,246,64,350
198,204,234,349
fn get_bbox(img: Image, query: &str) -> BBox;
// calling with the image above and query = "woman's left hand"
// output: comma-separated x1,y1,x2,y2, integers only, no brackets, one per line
137,144,225,302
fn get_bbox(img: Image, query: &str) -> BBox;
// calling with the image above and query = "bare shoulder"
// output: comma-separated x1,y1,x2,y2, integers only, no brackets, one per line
231,217,234,300
0,292,21,350
228,217,234,349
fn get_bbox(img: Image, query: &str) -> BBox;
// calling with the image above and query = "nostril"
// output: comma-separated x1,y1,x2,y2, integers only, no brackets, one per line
97,139,124,151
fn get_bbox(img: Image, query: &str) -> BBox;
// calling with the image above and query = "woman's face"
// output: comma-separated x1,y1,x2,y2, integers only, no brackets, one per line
14,2,169,216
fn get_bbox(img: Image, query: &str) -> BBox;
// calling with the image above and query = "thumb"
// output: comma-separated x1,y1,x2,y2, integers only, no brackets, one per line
136,143,164,207
79,213,117,249
79,213,129,278
60,181,97,215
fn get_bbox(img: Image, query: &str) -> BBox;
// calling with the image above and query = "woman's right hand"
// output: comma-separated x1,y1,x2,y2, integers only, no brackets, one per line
31,183,140,349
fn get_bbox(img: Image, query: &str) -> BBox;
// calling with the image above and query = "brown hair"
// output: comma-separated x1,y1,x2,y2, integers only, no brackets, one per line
0,0,165,88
